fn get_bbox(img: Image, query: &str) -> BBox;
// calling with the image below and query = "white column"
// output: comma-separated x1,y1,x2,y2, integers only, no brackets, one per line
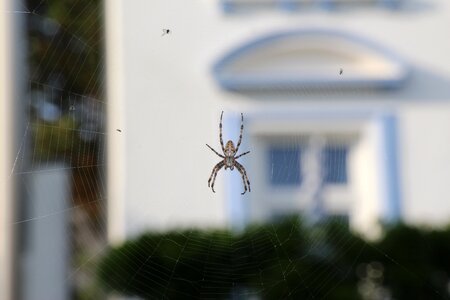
21,164,71,300
105,0,127,245
303,135,326,222
0,1,26,299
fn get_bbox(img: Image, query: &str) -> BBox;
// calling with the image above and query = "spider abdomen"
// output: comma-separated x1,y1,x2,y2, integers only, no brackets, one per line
225,156,235,169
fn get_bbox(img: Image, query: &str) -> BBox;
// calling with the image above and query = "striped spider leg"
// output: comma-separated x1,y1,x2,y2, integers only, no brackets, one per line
235,161,251,195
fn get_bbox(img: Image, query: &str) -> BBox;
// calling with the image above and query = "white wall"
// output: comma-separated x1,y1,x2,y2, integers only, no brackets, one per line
21,165,71,300
400,105,450,226
107,0,450,238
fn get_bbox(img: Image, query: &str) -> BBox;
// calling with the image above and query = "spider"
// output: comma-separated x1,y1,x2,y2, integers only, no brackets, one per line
206,111,251,195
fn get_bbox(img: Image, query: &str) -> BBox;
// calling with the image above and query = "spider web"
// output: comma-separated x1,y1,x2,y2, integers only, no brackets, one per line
3,1,448,300
5,0,107,299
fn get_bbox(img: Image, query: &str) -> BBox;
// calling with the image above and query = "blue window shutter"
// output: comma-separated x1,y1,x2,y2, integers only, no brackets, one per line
269,146,302,185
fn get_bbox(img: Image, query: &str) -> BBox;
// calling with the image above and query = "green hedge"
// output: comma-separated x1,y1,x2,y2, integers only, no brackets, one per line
97,217,450,299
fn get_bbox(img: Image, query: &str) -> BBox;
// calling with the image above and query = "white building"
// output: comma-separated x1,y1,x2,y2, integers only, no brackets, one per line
106,0,450,241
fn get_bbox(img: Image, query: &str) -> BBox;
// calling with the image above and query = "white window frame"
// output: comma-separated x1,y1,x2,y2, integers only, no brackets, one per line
227,111,400,239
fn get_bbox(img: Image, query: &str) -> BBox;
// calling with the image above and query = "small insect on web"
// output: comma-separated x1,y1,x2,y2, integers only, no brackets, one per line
206,111,251,195
162,29,171,36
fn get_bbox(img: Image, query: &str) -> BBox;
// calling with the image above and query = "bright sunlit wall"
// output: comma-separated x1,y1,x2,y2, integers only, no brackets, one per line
106,0,450,241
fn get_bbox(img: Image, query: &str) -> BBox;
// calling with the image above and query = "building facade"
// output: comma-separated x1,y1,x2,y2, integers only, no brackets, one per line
106,0,450,240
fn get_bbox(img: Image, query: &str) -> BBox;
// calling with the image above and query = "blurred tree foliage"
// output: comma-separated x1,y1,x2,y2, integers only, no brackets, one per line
32,115,77,159
25,1,106,299
27,0,103,161
97,218,450,299
28,0,103,95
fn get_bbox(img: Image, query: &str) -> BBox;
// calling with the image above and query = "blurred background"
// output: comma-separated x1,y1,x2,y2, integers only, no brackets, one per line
2,0,450,299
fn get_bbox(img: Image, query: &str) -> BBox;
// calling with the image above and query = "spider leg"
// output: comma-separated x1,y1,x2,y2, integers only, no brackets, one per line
206,144,224,158
208,162,221,187
210,163,224,193
235,151,250,160
210,163,225,193
208,161,224,193
219,111,225,153
235,161,251,195
235,113,244,153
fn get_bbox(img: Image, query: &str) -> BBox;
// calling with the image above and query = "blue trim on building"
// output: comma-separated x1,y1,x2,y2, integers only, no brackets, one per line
318,0,337,11
212,28,410,92
221,0,235,14
278,0,301,11
217,76,406,91
220,0,401,13
224,112,250,231
379,114,402,221
380,0,402,10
